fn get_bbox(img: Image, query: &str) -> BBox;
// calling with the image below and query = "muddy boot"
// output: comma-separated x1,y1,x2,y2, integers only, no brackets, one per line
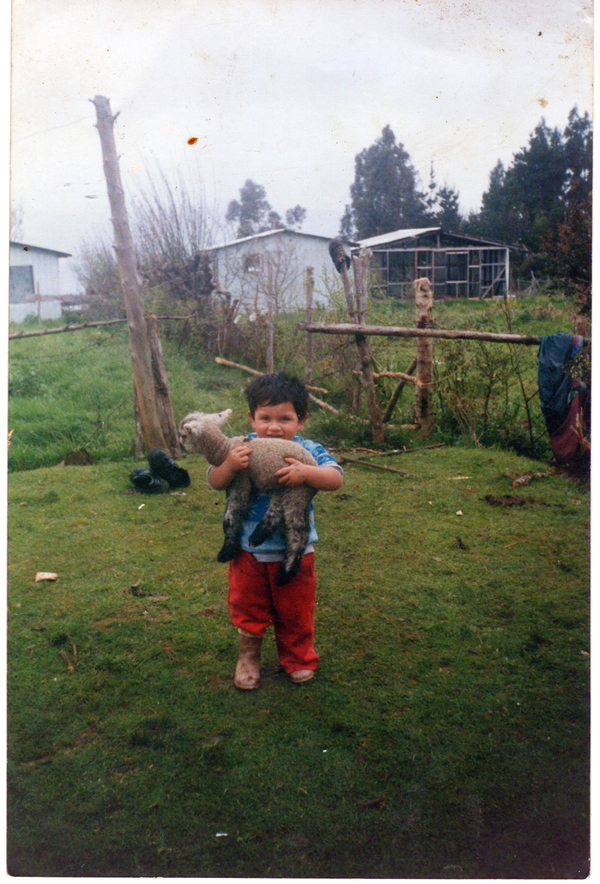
234,630,262,690
147,448,190,488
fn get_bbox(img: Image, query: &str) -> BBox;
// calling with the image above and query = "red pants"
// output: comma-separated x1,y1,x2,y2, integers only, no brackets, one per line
228,551,319,674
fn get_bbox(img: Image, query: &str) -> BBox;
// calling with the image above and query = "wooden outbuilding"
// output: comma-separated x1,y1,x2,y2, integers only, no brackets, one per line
353,227,511,300
209,228,345,313
9,241,72,323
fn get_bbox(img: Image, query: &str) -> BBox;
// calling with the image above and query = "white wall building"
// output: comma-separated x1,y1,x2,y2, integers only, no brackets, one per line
209,229,346,313
9,241,72,323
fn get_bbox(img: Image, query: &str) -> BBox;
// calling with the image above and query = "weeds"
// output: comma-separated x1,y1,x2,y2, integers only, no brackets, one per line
9,294,577,468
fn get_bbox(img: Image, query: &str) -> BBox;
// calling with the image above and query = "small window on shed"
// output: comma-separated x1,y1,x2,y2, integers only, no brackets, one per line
10,265,35,303
243,254,262,273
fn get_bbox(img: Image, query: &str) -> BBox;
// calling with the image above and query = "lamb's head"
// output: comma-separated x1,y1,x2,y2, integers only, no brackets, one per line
178,409,234,464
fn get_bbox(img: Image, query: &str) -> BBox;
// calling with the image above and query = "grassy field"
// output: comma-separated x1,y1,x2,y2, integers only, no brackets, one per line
7,298,590,876
8,293,578,470
7,446,590,877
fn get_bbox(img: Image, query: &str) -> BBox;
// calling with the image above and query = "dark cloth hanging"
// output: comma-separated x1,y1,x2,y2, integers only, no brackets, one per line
538,333,588,462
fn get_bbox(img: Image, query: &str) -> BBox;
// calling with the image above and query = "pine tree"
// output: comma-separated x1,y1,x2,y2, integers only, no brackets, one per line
340,125,430,239
471,109,592,254
424,165,463,230
470,108,592,285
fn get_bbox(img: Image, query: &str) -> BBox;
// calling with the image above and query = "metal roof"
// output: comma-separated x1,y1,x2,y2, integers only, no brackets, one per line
356,227,511,250
10,240,72,258
211,228,335,252
357,228,440,248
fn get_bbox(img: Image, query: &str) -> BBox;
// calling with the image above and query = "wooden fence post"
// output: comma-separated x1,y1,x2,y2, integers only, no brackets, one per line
304,266,314,386
265,256,275,373
353,249,384,443
414,277,434,433
91,94,170,455
328,240,384,442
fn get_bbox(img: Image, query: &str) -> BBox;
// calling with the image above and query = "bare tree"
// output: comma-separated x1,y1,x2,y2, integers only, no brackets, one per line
131,164,218,315
73,236,124,319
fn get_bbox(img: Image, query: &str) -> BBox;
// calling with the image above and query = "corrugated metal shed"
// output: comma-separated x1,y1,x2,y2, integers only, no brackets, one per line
353,227,511,300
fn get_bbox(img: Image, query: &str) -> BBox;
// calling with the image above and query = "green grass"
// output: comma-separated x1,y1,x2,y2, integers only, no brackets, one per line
8,325,246,471
7,446,590,877
7,297,589,875
8,294,578,470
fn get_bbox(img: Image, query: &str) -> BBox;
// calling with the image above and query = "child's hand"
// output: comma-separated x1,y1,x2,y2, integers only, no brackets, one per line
275,457,307,486
226,445,253,473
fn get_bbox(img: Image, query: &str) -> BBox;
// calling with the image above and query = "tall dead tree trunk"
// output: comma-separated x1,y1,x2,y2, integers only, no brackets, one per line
414,277,434,433
146,314,181,455
91,94,171,455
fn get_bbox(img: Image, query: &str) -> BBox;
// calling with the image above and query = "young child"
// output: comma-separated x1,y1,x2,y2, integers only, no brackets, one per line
208,371,343,690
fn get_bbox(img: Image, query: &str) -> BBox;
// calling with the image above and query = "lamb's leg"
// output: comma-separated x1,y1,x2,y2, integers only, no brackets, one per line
248,497,284,548
275,488,315,586
218,474,252,562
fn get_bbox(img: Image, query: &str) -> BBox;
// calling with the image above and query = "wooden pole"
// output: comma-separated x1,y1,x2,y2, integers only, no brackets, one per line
8,314,201,341
90,95,168,454
146,314,181,456
297,322,579,346
338,454,413,476
266,256,275,373
338,261,358,323
414,277,434,433
304,266,314,386
214,357,339,414
352,249,384,443
382,357,418,423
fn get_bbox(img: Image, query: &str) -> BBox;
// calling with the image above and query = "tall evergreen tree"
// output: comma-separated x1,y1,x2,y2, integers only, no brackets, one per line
563,107,593,195
470,107,592,263
433,185,463,231
340,125,430,239
423,164,464,230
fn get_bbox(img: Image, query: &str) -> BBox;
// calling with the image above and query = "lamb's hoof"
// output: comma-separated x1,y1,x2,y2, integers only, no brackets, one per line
275,565,299,586
248,525,272,547
290,669,314,684
217,544,240,563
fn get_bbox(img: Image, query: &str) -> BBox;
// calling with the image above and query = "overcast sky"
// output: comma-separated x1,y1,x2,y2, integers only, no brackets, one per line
10,0,593,292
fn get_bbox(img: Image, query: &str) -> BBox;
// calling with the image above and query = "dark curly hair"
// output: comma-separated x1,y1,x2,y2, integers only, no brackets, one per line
245,371,309,419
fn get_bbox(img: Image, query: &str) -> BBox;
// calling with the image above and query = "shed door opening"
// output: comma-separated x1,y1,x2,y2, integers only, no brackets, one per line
446,252,468,298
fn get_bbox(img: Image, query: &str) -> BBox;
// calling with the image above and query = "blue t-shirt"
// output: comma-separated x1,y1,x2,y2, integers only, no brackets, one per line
210,435,341,560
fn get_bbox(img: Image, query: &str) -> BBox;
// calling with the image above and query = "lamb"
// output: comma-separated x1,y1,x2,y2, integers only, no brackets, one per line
179,409,317,585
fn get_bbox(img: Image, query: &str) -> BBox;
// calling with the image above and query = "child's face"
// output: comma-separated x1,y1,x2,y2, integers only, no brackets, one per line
248,401,307,440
